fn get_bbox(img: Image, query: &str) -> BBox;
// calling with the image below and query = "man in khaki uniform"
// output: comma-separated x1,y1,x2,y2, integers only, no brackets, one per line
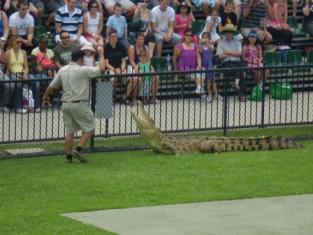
42,47,106,163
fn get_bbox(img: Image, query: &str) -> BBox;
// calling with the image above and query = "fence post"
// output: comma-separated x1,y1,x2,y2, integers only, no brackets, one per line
223,68,228,136
90,78,97,152
260,67,266,128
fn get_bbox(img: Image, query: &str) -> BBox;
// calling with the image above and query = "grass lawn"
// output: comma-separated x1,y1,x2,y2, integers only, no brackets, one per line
0,140,313,234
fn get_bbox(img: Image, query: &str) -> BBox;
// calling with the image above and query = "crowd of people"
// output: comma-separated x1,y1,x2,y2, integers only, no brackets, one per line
0,0,313,113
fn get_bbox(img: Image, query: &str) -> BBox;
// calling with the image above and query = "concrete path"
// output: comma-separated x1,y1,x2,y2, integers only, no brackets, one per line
63,194,313,235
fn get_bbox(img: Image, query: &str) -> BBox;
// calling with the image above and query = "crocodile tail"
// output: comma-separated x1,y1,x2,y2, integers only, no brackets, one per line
253,136,300,150
131,101,157,131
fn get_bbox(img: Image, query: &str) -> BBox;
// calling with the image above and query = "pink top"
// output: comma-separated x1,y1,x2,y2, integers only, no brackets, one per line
243,44,263,67
175,14,193,37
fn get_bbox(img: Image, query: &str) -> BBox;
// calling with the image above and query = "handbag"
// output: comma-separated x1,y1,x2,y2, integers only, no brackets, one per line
36,52,55,69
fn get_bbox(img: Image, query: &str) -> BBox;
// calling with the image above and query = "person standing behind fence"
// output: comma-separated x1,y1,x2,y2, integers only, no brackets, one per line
42,46,106,163
173,30,202,94
5,35,29,113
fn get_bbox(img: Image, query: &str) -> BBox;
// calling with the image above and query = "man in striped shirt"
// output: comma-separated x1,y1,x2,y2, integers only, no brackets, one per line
55,0,88,46
240,0,272,45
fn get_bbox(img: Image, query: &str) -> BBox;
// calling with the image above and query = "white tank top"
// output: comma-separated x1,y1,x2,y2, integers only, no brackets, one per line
87,12,100,35
83,55,95,67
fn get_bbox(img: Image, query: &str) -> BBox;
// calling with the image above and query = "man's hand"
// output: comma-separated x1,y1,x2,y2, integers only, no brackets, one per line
22,39,32,47
42,98,52,108
97,45,104,55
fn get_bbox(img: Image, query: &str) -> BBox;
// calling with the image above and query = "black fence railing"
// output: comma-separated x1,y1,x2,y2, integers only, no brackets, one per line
0,65,312,158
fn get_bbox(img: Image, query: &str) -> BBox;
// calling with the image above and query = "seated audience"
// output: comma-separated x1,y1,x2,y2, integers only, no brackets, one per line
81,42,96,67
241,0,272,45
133,0,156,57
106,3,129,50
151,0,181,56
55,0,88,46
202,8,221,45
217,24,246,102
0,7,9,43
219,0,243,41
191,0,221,16
30,34,55,111
9,0,35,51
83,0,104,47
267,0,292,47
303,0,313,36
54,31,80,69
104,0,136,19
173,30,202,93
174,2,196,42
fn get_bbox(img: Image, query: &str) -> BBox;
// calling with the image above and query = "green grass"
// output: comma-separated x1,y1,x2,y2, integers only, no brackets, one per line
0,140,313,234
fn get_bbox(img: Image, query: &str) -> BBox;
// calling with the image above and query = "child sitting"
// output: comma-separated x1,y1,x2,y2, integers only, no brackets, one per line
202,8,222,45
81,43,96,67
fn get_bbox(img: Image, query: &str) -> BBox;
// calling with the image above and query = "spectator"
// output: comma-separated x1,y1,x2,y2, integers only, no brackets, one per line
0,6,9,44
202,8,222,45
267,0,292,47
29,0,44,25
191,0,222,17
151,0,181,56
173,30,202,93
133,0,156,57
106,3,129,50
128,33,160,103
199,32,222,102
0,38,10,111
83,0,104,47
221,0,241,19
217,23,246,102
30,34,55,112
9,0,35,51
81,42,96,67
303,0,313,36
174,2,195,41
104,0,136,19
241,0,272,45
54,31,80,69
55,0,88,46
242,30,264,86
104,29,129,101
5,35,29,113
219,0,243,41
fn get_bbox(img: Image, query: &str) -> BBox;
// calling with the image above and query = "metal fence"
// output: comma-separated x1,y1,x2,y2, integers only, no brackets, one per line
0,64,312,158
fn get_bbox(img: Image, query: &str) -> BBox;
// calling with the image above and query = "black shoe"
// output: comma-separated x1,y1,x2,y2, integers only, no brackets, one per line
73,150,88,163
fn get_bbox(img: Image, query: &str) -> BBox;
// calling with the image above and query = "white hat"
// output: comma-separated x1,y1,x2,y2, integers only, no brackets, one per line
81,43,95,52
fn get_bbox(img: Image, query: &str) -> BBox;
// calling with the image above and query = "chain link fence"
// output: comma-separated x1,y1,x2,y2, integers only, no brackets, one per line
0,64,312,158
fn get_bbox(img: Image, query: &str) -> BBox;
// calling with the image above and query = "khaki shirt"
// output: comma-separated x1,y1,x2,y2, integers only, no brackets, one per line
50,62,101,102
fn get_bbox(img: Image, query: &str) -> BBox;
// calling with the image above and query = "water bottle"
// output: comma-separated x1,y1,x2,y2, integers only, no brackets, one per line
166,53,171,71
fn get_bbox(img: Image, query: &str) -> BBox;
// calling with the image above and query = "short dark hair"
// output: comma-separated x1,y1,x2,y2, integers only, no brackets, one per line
71,49,85,62
88,0,98,11
114,2,122,9
108,28,117,37
17,0,29,8
60,30,69,38
225,0,234,6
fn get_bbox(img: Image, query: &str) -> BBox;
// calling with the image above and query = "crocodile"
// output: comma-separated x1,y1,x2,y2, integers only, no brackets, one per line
130,102,300,155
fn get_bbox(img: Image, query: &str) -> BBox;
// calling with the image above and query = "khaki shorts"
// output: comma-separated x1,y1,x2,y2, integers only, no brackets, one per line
62,102,95,134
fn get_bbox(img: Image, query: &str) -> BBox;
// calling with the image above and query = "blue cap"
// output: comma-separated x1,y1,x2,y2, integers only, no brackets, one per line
248,30,257,37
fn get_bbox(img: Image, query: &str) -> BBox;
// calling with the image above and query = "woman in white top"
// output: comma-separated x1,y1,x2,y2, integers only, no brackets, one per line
83,0,104,47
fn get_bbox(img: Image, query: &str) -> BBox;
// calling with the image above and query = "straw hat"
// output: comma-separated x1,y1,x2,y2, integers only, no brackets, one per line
220,23,237,34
